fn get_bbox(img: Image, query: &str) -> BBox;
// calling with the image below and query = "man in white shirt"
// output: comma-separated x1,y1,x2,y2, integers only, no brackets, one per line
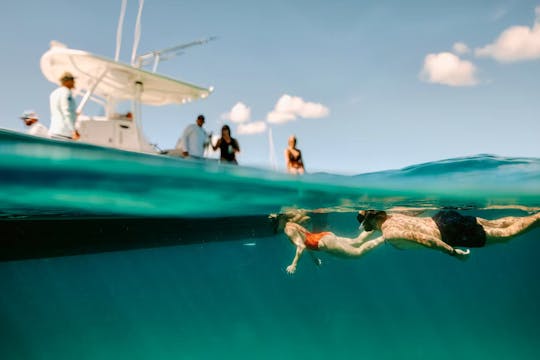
175,114,210,158
20,110,49,137
49,72,80,140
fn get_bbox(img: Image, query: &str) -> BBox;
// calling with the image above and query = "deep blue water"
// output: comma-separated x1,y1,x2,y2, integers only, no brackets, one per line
1,215,539,360
1,130,539,359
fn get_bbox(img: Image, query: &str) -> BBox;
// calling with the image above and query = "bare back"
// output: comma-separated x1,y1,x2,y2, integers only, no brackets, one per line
380,214,442,249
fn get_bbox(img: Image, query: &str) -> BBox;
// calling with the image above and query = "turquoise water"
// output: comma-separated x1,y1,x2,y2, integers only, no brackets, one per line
1,129,540,359
1,130,539,218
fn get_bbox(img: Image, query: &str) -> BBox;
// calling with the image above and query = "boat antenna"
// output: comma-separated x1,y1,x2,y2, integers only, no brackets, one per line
115,0,128,61
136,36,217,72
130,0,145,66
268,127,278,171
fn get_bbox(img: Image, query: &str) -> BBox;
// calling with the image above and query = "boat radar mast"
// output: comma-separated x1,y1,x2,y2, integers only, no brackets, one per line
136,37,218,73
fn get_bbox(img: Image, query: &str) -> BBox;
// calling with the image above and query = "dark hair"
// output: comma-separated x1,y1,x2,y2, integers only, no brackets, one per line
221,125,231,133
197,114,205,121
357,210,387,231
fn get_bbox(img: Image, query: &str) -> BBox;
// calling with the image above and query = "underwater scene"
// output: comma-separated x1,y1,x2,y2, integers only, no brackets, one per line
1,129,540,359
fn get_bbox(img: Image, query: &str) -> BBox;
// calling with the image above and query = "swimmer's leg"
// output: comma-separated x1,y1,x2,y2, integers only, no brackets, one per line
480,213,540,245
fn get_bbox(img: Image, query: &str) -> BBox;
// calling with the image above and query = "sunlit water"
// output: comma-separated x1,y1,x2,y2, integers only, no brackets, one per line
1,130,539,359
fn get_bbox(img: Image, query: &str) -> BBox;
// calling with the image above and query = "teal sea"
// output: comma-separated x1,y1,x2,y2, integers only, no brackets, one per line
1,129,540,359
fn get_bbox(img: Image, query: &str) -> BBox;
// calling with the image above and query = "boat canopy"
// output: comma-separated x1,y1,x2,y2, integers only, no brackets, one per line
40,43,213,106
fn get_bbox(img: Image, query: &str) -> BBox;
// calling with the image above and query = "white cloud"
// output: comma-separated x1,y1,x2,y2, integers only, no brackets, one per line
420,52,478,86
267,110,296,124
223,95,329,136
266,94,329,124
221,102,251,123
275,94,329,118
237,121,267,135
475,7,540,62
298,102,330,118
453,42,470,55
275,95,303,114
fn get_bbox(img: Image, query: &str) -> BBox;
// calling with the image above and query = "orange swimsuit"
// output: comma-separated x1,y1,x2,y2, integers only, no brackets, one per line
303,231,331,250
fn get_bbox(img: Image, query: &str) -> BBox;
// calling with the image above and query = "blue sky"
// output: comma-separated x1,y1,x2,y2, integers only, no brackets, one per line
1,0,539,174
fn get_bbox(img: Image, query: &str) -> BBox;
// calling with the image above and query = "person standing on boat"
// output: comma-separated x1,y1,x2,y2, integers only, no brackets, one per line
20,110,49,137
285,135,305,174
212,125,240,164
49,72,79,140
176,114,210,158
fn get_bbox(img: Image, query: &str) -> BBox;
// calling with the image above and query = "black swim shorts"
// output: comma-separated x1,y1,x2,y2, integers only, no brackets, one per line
432,210,487,248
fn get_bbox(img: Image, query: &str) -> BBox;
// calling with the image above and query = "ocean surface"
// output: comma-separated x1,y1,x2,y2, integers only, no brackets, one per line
1,129,540,359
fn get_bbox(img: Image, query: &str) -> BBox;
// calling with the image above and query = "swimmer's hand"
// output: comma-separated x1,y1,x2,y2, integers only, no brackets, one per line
286,265,296,274
452,248,471,261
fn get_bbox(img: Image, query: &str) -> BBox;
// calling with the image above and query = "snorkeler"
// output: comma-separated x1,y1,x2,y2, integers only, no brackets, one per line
281,209,540,274
283,221,384,274
356,209,540,258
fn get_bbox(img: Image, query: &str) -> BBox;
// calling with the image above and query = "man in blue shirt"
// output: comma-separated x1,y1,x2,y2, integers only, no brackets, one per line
175,114,210,158
49,72,79,140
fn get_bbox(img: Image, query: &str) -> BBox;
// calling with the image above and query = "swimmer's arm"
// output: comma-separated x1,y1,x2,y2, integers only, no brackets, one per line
408,233,470,260
356,235,386,255
286,246,305,274
351,230,376,246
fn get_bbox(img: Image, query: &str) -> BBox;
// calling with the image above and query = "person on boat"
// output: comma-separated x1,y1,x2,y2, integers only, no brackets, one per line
355,209,540,259
212,125,240,164
49,71,79,140
285,135,305,174
20,110,49,137
175,114,210,158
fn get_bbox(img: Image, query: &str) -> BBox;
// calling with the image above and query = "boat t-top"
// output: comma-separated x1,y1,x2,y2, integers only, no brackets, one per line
40,40,214,153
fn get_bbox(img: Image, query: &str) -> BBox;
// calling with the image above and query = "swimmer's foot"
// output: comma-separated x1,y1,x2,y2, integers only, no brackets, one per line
452,248,471,261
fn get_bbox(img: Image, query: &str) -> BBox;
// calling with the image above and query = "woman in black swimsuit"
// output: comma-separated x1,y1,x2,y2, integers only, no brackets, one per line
285,135,305,174
212,125,240,164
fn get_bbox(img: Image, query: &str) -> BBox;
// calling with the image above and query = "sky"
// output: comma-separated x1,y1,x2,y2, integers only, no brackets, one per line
0,0,539,174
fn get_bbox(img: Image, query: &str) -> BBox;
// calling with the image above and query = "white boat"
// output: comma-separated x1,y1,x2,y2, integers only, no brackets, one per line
39,41,213,154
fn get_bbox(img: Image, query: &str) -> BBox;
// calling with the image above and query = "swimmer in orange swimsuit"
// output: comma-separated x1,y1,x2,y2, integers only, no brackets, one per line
283,222,385,274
